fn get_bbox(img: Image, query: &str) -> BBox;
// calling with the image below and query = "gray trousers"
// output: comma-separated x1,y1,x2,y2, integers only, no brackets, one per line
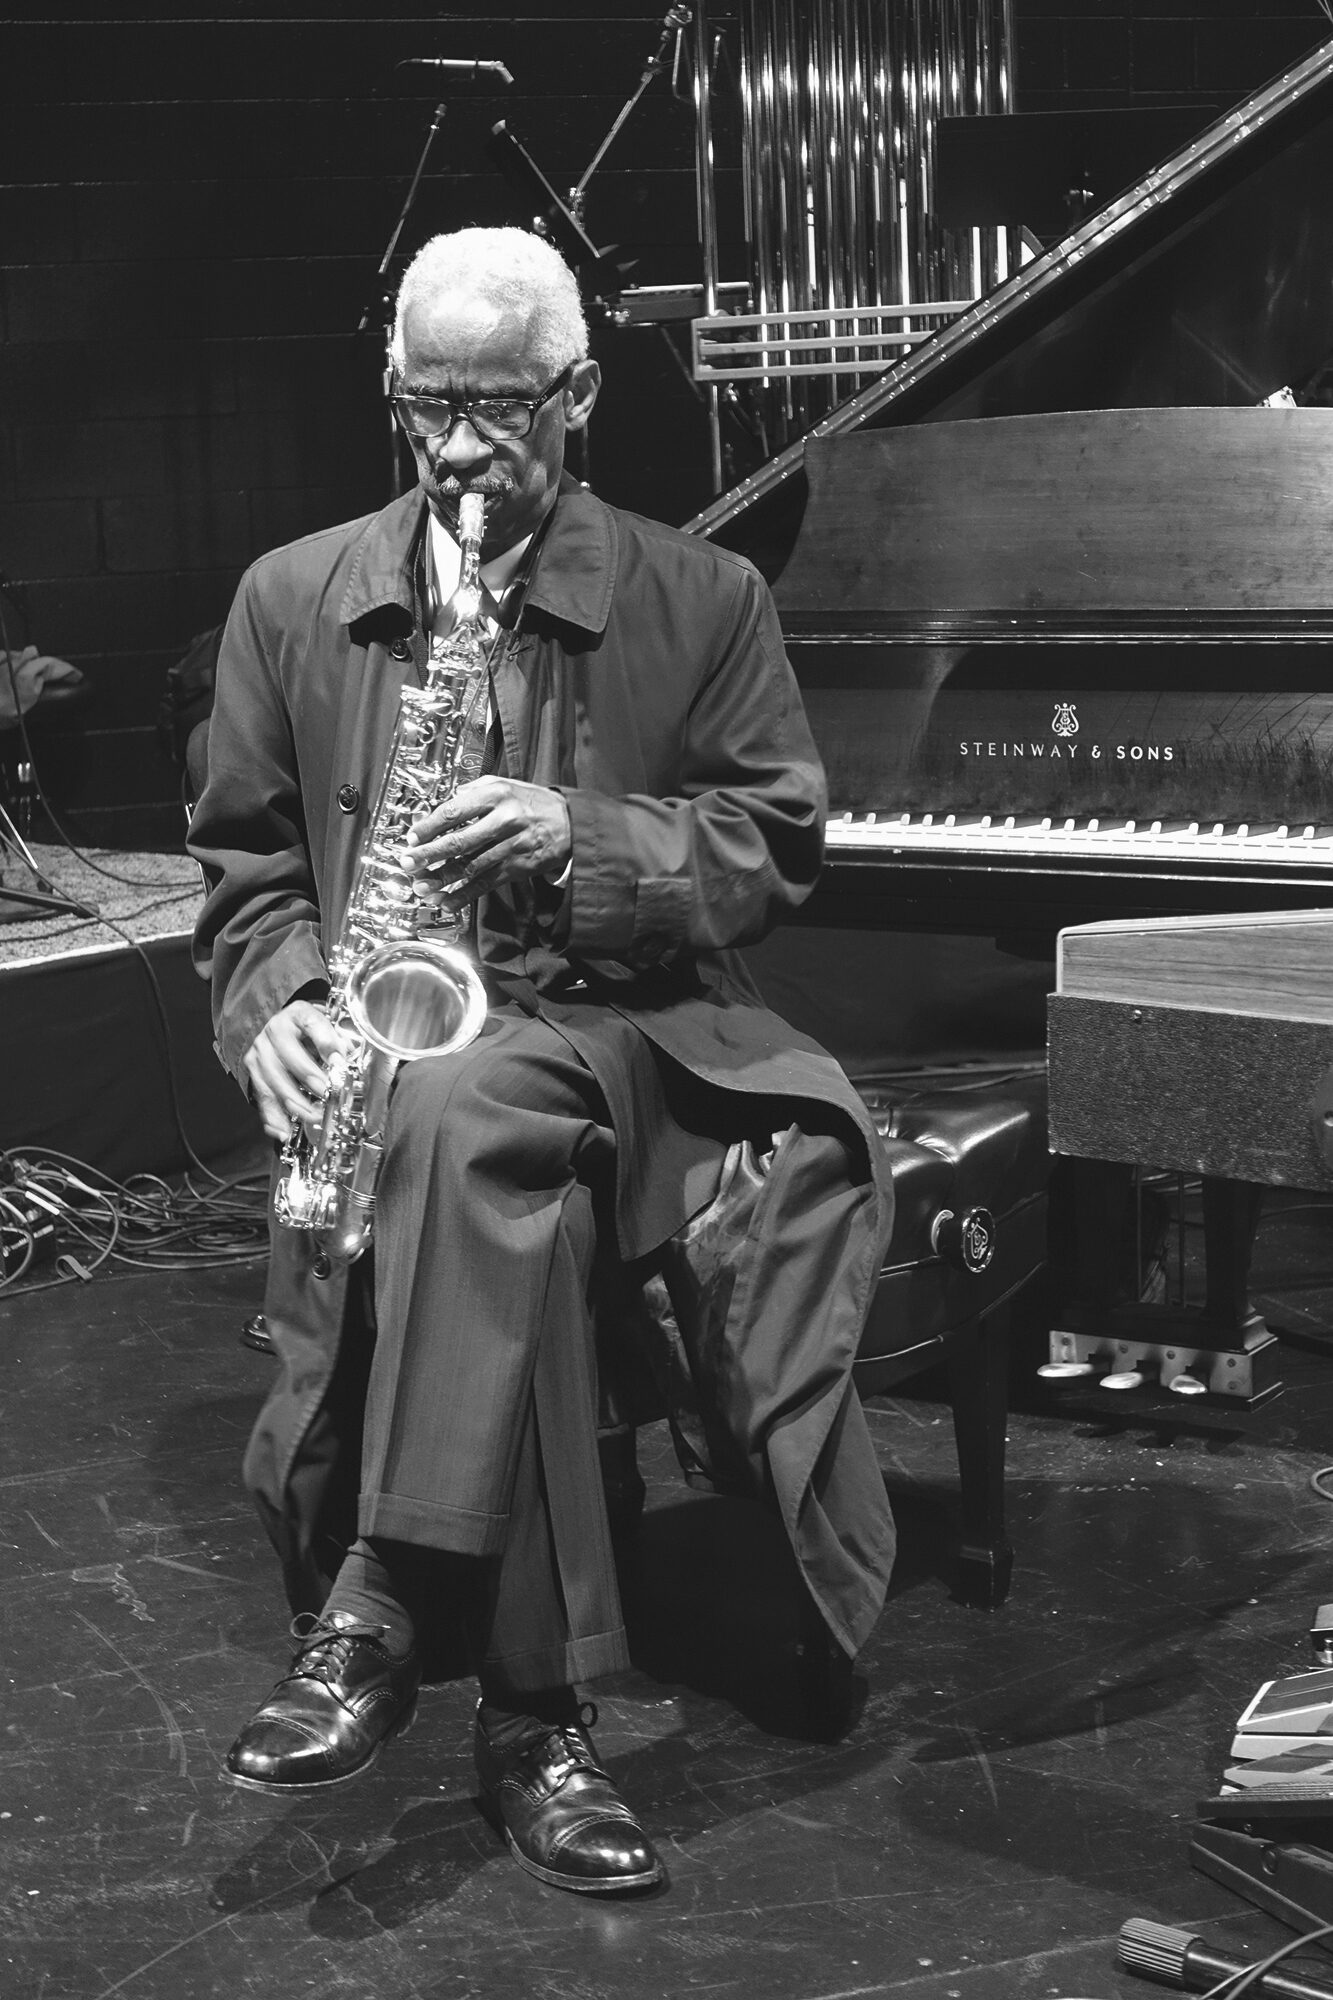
358,1008,721,1691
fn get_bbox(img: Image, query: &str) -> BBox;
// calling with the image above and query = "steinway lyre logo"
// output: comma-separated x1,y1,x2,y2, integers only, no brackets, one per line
1052,701,1080,739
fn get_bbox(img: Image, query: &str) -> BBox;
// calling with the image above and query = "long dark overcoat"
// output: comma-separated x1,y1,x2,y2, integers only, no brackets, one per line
189,481,897,1659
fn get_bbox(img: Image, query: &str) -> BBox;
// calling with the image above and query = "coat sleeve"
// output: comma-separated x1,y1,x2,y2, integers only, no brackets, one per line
187,563,330,1083
561,556,827,967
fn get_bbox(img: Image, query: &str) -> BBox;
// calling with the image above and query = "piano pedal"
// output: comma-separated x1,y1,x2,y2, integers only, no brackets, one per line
1041,1327,1282,1407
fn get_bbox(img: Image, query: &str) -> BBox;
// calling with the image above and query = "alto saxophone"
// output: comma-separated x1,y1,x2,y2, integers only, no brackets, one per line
274,489,493,1262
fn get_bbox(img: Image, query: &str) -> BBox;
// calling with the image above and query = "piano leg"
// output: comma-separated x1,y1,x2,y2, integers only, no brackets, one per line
1202,1176,1266,1335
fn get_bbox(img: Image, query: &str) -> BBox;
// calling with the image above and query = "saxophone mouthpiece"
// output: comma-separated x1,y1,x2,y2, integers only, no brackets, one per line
457,490,486,546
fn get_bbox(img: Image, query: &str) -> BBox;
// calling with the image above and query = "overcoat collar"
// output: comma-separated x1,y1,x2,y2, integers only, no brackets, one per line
339,479,618,639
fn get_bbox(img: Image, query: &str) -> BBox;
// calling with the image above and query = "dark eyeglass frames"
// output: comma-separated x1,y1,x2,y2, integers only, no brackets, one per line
391,365,573,442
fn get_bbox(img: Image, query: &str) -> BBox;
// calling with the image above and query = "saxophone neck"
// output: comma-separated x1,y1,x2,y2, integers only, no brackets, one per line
443,489,487,637
457,487,486,563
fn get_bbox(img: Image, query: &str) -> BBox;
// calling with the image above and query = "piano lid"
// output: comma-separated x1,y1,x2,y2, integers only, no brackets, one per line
688,36,1333,576
775,406,1333,640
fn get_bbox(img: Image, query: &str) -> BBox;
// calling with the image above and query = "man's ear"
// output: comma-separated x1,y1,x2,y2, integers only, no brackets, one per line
564,359,601,433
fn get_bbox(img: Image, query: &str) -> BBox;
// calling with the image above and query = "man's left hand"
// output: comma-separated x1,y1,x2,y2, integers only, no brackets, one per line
399,775,571,907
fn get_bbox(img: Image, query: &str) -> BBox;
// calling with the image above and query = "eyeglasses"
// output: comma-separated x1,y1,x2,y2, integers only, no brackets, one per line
391,365,573,442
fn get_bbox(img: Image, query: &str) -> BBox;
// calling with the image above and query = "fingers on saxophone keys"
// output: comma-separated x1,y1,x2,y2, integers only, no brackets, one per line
289,1047,331,1094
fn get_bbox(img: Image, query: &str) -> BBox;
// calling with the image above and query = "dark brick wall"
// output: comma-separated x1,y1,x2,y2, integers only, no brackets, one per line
1,1,1328,845
1015,0,1330,111
0,3,724,845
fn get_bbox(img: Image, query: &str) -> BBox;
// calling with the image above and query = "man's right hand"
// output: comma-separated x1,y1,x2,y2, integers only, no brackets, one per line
243,999,351,1144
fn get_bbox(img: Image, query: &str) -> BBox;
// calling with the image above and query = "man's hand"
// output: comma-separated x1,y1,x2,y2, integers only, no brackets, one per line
243,999,351,1144
398,775,572,909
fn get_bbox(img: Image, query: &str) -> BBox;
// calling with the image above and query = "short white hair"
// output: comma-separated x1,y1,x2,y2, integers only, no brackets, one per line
390,227,589,378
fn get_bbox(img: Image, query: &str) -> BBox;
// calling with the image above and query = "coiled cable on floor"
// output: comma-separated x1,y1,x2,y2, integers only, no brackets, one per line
0,1146,268,1297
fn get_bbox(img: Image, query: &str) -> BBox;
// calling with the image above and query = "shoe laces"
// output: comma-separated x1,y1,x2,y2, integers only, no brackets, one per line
539,1705,607,1779
286,1611,390,1682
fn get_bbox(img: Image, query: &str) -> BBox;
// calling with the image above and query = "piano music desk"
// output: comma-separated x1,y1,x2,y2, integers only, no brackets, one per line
1048,907,1333,1405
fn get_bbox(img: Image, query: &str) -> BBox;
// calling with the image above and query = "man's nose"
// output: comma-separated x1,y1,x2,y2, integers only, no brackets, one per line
434,416,494,476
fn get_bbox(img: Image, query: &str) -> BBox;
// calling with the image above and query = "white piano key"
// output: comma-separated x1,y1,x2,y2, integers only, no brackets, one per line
820,808,1333,870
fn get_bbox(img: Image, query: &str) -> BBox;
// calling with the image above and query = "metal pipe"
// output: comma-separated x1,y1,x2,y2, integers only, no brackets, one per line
728,0,1017,447
692,0,724,488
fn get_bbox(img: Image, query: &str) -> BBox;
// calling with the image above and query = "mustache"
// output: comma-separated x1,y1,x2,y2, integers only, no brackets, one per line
429,472,514,501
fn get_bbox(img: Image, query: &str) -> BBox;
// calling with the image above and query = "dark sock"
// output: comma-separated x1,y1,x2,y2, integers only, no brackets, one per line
320,1538,417,1659
477,1682,582,1754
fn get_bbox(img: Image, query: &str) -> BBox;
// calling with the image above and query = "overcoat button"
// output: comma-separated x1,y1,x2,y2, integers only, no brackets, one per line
389,637,412,661
337,783,360,813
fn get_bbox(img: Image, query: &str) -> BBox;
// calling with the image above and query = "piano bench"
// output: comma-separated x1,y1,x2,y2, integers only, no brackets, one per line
594,1070,1049,1740
853,1071,1050,1612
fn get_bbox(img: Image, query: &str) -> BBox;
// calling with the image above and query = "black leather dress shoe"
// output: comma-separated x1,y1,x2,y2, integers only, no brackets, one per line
224,1613,420,1793
474,1705,664,1894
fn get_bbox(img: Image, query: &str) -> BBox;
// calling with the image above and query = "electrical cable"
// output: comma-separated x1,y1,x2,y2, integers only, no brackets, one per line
0,1189,38,1284
0,584,270,1269
1115,1915,1333,2000
1197,1918,1333,1998
1,854,237,1186
0,1146,268,1299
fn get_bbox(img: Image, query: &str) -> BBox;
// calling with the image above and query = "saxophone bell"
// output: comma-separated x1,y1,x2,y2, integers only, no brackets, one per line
345,936,488,1060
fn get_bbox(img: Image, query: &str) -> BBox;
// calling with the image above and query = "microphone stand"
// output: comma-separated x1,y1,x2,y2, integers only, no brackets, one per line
560,6,713,480
358,99,449,339
357,58,516,496
0,636,82,922
568,4,692,218
357,99,451,498
0,799,82,924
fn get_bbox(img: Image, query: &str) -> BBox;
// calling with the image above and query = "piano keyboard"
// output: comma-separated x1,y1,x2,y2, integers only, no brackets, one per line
826,812,1333,866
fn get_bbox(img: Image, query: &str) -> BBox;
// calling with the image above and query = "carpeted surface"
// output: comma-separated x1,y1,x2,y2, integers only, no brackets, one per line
0,844,202,967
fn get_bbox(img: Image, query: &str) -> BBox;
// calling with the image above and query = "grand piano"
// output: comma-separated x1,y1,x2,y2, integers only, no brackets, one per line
686,35,1333,949
684,34,1333,1408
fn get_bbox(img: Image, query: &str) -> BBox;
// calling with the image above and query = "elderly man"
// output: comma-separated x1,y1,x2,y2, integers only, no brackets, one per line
190,226,894,1895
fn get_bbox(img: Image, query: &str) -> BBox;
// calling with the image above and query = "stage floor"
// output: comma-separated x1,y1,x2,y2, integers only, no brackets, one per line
6,1201,1333,1998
